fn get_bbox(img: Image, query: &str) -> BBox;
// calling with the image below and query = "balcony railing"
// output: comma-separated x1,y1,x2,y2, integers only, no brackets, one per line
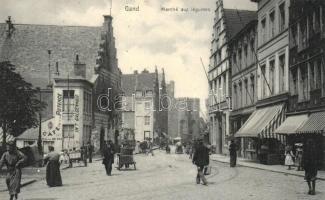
288,89,322,112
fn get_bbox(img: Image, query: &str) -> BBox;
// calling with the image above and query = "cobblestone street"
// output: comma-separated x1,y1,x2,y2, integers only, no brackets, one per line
1,150,324,200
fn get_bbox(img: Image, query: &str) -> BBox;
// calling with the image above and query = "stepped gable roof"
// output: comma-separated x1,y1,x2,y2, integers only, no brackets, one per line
224,9,257,40
121,74,137,96
121,70,157,96
0,23,103,88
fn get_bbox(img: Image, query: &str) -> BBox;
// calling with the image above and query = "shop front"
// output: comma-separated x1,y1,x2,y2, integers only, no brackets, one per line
275,111,325,169
235,104,286,165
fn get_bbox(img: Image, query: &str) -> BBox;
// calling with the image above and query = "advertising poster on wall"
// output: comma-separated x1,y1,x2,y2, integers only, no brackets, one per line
2,0,325,200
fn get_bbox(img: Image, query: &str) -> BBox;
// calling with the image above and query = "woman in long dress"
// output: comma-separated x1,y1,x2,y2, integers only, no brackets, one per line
0,141,27,200
43,146,62,187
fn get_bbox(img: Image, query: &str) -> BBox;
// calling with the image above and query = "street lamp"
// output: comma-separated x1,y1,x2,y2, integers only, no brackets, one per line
36,87,43,157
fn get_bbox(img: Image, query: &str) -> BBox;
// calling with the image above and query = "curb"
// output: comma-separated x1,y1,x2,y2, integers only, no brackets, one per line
61,166,71,170
0,179,38,192
21,179,37,187
211,158,325,181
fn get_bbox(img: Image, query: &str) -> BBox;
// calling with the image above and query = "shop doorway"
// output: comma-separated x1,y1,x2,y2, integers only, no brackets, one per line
100,128,105,152
218,118,222,154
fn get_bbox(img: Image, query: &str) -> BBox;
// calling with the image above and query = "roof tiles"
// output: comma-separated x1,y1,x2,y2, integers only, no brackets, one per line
0,23,103,88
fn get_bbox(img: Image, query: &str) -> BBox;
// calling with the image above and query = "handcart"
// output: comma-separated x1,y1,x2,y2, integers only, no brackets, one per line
68,150,87,167
116,147,136,170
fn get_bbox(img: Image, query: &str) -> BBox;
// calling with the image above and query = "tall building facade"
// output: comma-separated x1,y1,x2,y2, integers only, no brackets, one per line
279,0,325,167
229,18,258,158
121,68,167,142
176,98,201,143
235,0,290,164
208,0,257,154
167,81,178,139
93,16,123,151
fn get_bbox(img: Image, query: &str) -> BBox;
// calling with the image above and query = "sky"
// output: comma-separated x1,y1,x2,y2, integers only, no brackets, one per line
0,0,257,119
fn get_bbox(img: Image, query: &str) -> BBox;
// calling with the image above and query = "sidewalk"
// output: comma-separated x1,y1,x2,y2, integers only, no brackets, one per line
210,154,325,181
0,167,46,192
0,161,76,192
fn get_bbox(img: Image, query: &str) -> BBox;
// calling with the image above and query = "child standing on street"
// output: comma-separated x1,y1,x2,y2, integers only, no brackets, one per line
285,145,295,170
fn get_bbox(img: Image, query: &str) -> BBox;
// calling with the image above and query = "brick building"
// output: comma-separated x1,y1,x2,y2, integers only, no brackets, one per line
0,15,122,153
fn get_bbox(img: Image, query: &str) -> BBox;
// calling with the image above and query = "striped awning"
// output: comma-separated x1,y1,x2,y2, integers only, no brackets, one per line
275,114,309,135
0,128,16,143
235,104,284,138
296,111,325,134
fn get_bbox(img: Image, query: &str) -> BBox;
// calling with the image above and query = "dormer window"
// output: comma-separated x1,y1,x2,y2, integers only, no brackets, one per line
146,90,153,97
135,90,142,97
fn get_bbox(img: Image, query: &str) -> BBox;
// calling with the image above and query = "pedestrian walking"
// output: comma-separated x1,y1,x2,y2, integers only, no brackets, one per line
102,140,115,176
203,143,211,175
147,139,154,156
229,140,237,167
43,146,62,187
303,139,318,195
80,145,88,166
165,144,171,154
87,142,94,163
295,143,303,171
285,145,295,170
0,141,27,200
192,139,209,185
189,144,193,159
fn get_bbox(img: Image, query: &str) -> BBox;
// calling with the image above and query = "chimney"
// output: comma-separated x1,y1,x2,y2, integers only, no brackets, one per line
55,62,60,76
47,50,52,87
74,54,86,78
76,54,79,63
142,69,149,73
103,15,113,32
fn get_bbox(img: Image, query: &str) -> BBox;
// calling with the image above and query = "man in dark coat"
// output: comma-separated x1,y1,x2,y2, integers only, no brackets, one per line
229,140,237,167
87,142,94,163
303,139,318,195
192,139,209,185
102,140,115,176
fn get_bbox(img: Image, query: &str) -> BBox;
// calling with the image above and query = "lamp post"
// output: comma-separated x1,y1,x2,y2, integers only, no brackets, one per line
36,87,43,157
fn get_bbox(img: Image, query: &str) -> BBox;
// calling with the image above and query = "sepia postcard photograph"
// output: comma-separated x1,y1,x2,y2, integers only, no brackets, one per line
0,0,325,199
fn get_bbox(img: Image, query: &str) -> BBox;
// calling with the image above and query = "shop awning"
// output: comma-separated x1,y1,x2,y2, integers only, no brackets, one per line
274,114,309,135
0,128,16,144
235,104,284,138
296,111,325,134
